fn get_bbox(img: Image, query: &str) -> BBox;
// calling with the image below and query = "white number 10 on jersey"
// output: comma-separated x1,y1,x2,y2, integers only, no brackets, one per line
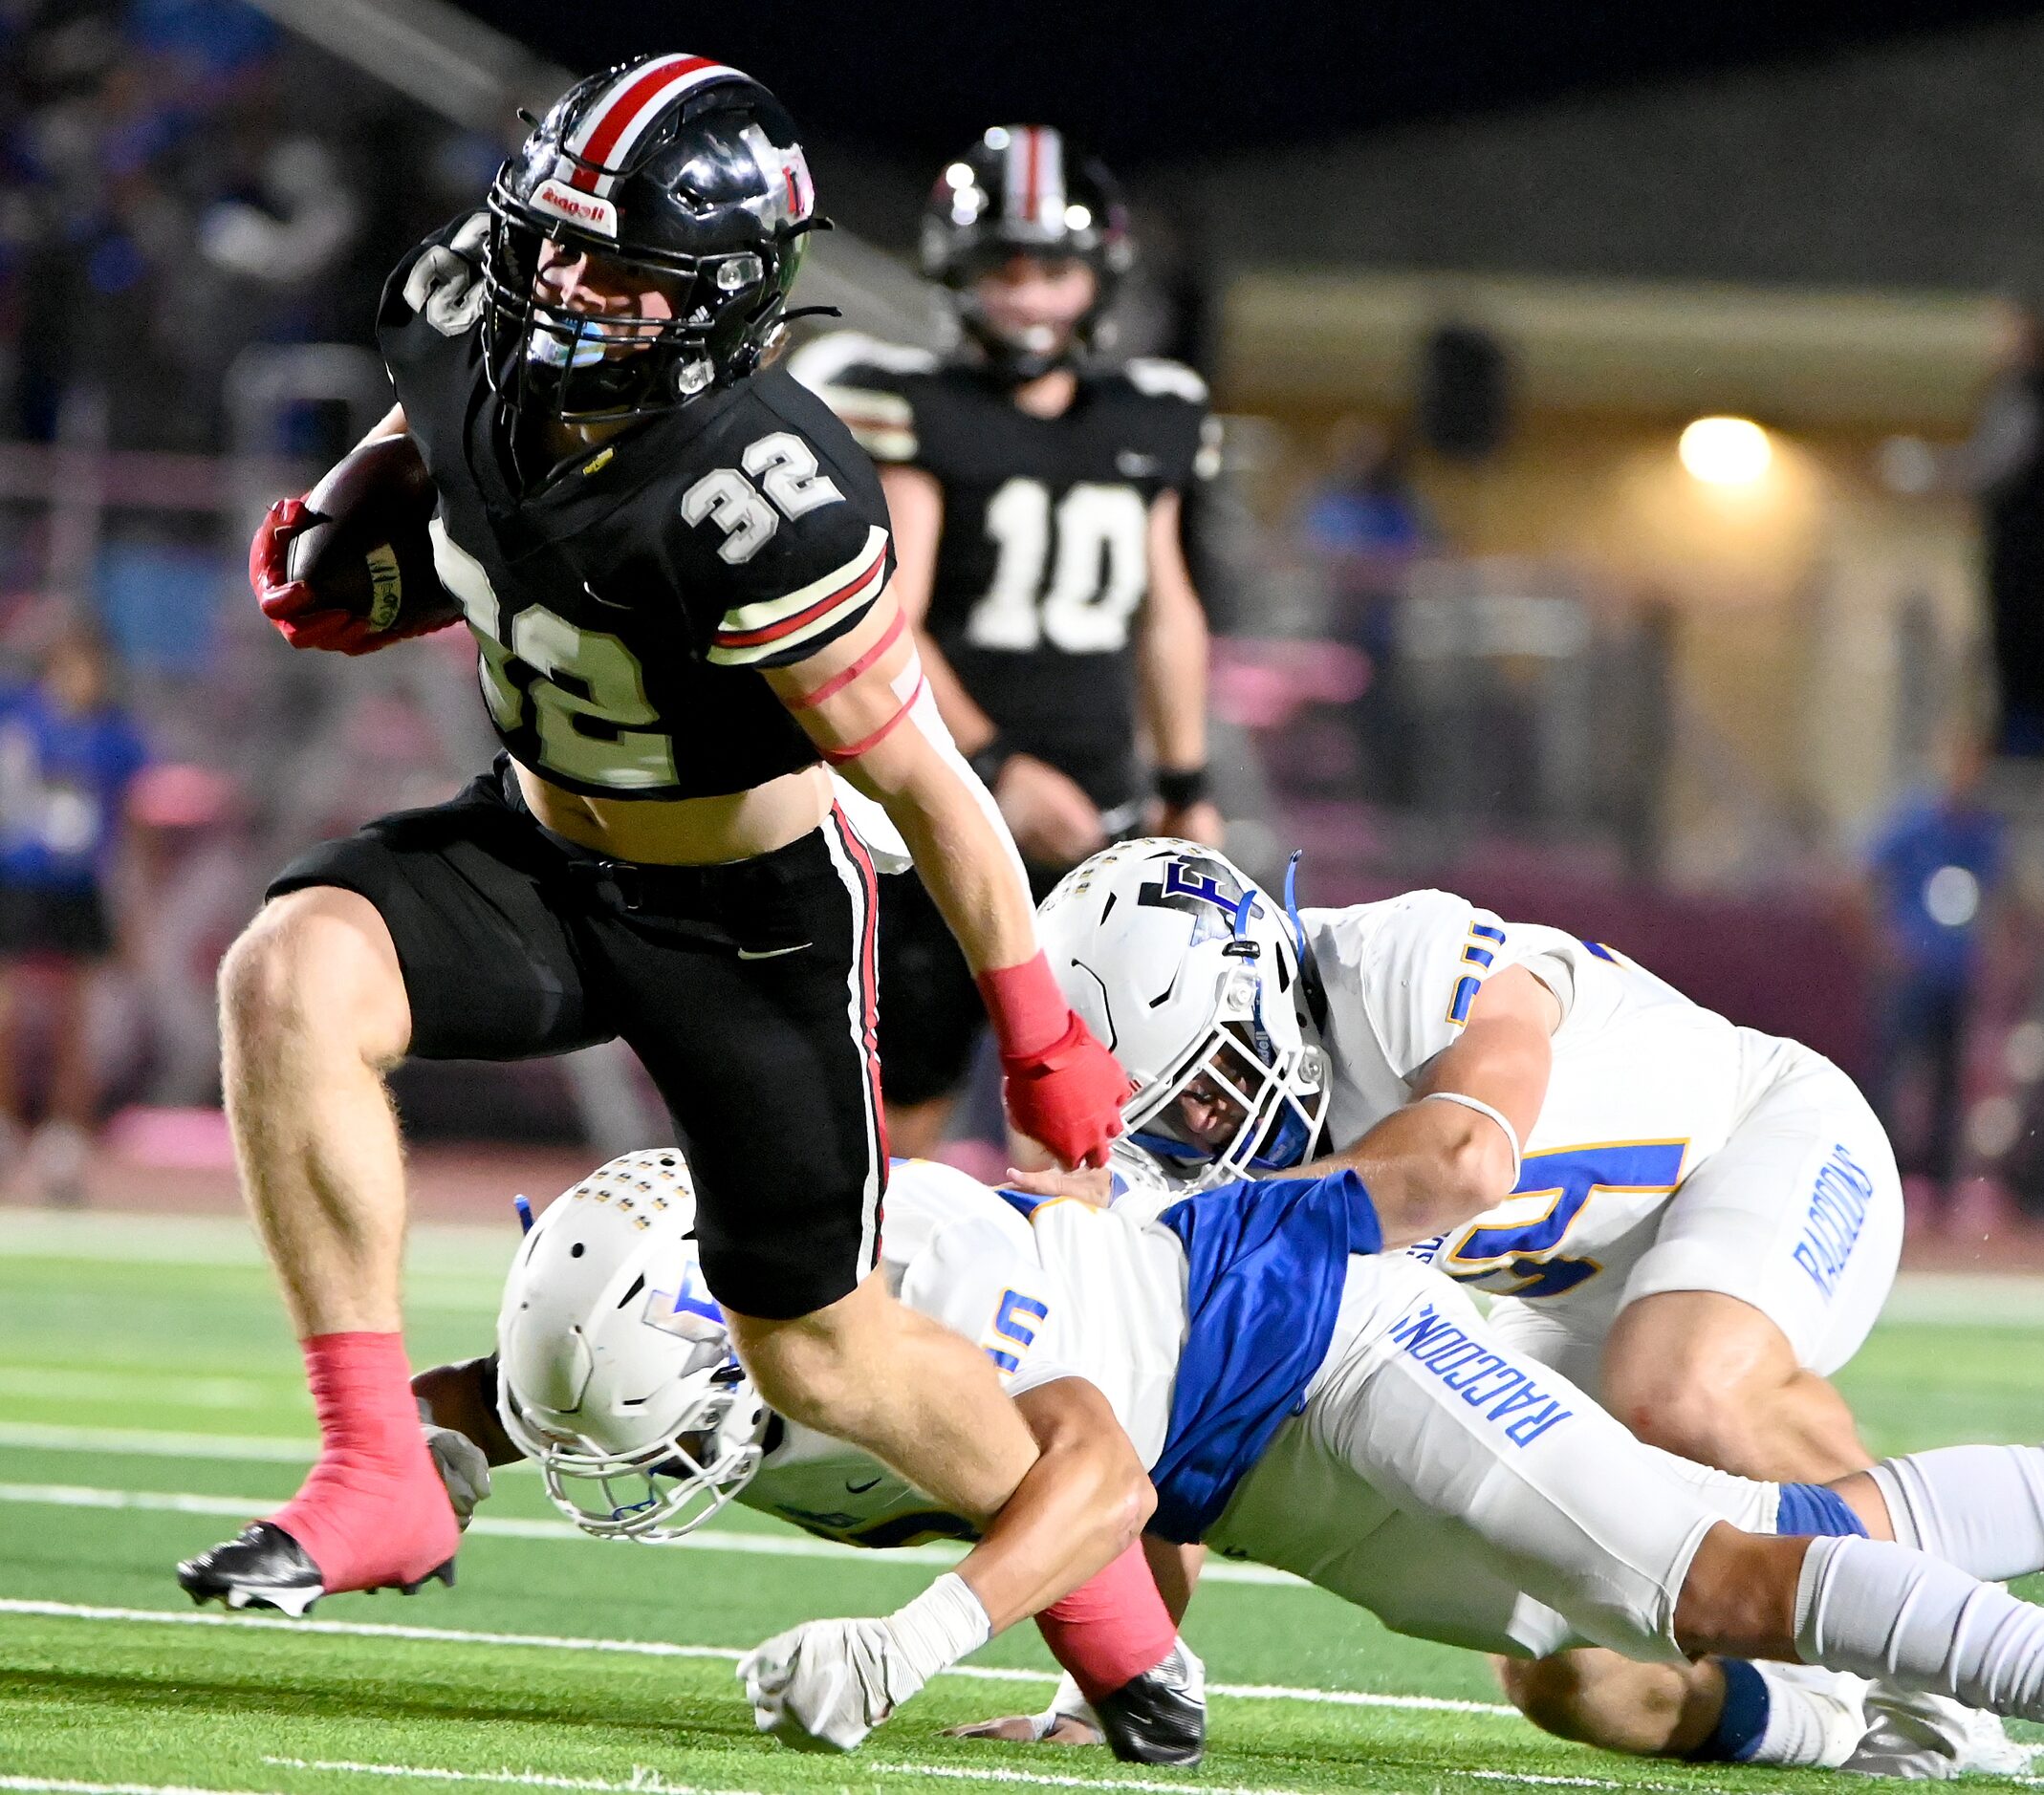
965,478,1149,654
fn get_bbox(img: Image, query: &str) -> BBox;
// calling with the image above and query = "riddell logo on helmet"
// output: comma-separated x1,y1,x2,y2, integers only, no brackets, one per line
530,179,618,238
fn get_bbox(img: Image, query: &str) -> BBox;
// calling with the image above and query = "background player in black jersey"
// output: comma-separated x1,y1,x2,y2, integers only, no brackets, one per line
173,58,1140,1649
793,127,1224,1157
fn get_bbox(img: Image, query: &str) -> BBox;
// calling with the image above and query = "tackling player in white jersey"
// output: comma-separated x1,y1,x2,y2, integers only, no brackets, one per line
1034,839,1900,1465
1021,837,2021,1772
412,1149,2044,1771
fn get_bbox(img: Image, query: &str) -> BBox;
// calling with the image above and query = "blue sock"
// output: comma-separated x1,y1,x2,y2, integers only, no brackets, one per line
1687,1657,1772,1763
1775,1481,1869,1538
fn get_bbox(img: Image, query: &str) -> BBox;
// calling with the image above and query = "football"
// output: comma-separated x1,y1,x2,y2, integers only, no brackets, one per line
286,433,459,635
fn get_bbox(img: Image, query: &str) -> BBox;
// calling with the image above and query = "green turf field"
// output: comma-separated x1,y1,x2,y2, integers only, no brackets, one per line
1,1210,2039,1795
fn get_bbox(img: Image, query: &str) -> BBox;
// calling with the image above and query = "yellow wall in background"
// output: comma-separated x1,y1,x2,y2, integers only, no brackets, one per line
1246,402,1981,854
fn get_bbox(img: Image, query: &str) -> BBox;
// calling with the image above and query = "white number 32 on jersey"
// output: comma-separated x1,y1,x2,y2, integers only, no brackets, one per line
682,433,844,565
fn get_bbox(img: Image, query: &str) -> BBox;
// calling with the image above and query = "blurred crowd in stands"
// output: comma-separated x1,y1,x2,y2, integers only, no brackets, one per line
0,0,502,451
0,0,2041,1244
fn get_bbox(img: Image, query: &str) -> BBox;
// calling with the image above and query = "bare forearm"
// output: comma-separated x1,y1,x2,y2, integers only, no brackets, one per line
1299,1099,1513,1249
953,1384,1155,1633
1138,592,1209,771
847,743,1036,973
1303,967,1554,1245
770,593,1038,974
1138,497,1210,771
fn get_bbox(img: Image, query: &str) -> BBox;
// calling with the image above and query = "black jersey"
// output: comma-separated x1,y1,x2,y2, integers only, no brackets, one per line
791,332,1219,814
376,217,895,802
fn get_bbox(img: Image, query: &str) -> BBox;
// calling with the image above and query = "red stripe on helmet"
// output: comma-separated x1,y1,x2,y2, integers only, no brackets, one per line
568,54,723,192
1022,127,1040,223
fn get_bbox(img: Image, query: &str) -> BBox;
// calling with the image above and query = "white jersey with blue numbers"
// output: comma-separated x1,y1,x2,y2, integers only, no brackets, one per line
738,1154,1380,1546
732,1156,1850,1676
738,1158,1190,1546
1305,893,1750,1326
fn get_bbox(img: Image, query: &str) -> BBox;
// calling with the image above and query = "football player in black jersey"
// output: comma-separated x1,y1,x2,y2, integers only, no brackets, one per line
174,58,1138,1649
793,127,1224,1157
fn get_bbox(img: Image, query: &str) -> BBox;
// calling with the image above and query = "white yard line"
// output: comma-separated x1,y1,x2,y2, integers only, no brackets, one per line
252,1754,1710,1795
0,1477,1299,1587
0,1781,297,1795
268,1755,1283,1795
1460,1776,1670,1792
0,1598,1518,1716
0,1212,515,1278
0,1421,316,1461
265,1767,764,1795
0,1368,301,1409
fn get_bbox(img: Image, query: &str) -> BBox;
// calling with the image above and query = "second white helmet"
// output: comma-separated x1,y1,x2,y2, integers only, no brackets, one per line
1037,839,1327,1186
495,1149,770,1542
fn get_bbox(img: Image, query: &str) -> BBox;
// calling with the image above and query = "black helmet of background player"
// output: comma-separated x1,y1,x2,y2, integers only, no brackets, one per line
483,53,819,427
921,125,1132,383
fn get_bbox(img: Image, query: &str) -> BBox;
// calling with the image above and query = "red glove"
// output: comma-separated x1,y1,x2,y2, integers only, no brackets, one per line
250,496,453,657
979,951,1132,1170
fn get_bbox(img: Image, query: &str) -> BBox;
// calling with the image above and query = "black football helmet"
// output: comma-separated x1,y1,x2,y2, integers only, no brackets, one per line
920,125,1132,382
484,54,821,425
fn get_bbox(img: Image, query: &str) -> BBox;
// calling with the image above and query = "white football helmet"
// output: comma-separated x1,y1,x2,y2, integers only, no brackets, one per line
495,1148,770,1542
1037,839,1327,1186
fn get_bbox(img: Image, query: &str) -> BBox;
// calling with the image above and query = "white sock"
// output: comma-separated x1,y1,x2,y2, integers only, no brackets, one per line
1795,1535,2044,1720
1868,1444,2044,1581
1741,1661,1864,1767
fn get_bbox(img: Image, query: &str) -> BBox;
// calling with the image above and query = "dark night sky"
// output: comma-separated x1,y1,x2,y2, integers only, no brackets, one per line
455,0,2042,168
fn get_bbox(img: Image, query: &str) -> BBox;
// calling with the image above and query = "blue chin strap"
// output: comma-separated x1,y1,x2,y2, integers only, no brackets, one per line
1250,854,1316,1172
1130,1126,1214,1170
1249,1103,1314,1172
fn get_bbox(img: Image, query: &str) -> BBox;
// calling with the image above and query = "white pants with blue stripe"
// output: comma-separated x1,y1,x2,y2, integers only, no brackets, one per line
1205,1256,1782,1664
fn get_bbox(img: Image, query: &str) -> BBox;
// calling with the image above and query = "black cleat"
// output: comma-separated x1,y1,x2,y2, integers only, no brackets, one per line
177,1522,325,1616
1095,1641,1207,1766
176,1522,455,1617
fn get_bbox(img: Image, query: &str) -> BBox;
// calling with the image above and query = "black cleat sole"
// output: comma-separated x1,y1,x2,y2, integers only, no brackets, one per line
176,1522,455,1617
398,1560,456,1595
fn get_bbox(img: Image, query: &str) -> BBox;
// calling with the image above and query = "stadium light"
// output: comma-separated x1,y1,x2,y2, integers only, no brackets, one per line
1679,416,1772,486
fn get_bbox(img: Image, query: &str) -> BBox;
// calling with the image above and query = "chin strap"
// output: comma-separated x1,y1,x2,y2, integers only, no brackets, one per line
1281,852,1307,955
1285,850,1330,1032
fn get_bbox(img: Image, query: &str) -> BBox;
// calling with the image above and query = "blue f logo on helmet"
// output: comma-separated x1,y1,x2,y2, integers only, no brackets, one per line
1038,839,1329,1187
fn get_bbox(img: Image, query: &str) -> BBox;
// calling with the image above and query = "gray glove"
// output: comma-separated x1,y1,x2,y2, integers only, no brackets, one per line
416,1398,492,1528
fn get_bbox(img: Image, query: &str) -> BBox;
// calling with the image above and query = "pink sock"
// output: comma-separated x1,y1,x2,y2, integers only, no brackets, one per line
1034,1541,1180,1701
268,1331,457,1592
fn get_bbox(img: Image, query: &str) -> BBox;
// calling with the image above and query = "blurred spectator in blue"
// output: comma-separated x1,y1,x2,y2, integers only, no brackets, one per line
0,612,148,1201
1299,417,1434,805
1861,728,2006,1224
